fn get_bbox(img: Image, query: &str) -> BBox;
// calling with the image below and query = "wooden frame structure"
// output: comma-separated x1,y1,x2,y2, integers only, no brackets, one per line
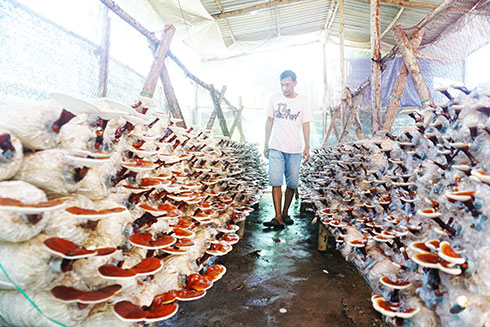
99,0,245,139
321,0,457,147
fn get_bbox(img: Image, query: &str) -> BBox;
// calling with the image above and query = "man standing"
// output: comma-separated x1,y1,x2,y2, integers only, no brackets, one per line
263,70,312,229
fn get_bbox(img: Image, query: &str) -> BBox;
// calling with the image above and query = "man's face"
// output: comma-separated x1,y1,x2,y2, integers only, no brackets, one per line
280,77,296,98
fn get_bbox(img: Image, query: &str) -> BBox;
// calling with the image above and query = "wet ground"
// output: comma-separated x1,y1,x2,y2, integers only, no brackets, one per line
158,195,391,327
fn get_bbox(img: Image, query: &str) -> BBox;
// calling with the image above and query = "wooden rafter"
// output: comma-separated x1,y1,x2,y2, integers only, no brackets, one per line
212,0,306,19
357,0,438,9
215,0,237,43
380,7,404,40
275,5,281,36
212,0,438,20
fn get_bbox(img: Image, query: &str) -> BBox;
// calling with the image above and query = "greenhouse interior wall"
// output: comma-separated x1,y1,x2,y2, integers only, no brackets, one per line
1,0,488,151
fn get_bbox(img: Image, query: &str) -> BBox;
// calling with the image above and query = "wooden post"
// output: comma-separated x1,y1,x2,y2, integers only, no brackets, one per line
141,25,175,98
237,96,245,142
371,0,382,134
229,106,243,137
206,85,227,130
101,0,241,120
237,220,246,238
339,0,346,126
208,85,230,136
318,223,329,251
393,25,435,108
97,5,110,97
192,82,199,125
339,94,362,143
382,28,425,131
161,64,187,128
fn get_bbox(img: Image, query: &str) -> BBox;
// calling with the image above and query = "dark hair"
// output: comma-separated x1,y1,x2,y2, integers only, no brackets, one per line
280,70,296,82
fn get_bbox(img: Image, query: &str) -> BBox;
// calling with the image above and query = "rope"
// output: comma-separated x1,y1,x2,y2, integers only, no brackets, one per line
0,261,69,327
421,97,433,104
390,95,402,101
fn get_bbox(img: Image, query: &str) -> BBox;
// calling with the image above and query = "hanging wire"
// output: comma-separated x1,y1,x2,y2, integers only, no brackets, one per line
176,0,197,51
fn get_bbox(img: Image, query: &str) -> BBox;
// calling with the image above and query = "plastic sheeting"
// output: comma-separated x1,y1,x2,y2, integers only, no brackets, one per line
345,57,464,109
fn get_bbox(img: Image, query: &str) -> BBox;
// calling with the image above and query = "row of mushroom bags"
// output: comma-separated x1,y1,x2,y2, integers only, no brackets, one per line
300,83,490,327
0,94,267,326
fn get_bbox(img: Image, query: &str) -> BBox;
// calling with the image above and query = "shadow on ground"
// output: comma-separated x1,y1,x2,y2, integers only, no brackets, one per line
158,196,392,327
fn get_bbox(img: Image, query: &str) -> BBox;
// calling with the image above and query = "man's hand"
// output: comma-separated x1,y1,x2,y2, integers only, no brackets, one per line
263,147,269,159
302,146,310,161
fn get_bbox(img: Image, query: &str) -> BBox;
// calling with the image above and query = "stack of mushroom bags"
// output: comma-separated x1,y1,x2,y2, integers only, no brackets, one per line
300,84,490,327
0,94,265,327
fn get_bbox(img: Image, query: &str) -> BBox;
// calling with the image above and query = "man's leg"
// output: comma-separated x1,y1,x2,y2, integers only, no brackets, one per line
282,186,295,218
264,149,285,227
272,186,284,224
282,153,302,224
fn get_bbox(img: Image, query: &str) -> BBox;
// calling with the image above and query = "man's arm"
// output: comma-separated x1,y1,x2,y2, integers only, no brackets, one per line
302,121,310,161
264,116,273,159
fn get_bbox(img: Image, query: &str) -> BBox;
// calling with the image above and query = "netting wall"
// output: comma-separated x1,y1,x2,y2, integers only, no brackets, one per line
0,0,166,107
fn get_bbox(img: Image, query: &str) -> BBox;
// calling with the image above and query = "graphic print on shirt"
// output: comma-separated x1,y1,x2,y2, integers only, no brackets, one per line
274,102,300,121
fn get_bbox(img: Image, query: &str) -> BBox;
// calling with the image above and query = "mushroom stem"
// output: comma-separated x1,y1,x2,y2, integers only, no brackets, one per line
388,289,400,305
425,267,441,291
432,217,456,236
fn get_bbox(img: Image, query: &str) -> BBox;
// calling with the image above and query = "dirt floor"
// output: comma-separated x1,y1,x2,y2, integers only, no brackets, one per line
158,195,392,327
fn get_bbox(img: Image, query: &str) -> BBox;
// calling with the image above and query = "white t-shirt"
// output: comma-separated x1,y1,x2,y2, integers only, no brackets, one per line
267,93,312,154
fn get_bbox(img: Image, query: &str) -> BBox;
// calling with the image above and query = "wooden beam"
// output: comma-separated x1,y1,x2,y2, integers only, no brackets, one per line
160,64,186,128
141,25,175,98
97,5,110,97
370,0,382,134
208,85,230,136
380,7,404,40
206,85,226,130
212,0,305,19
393,25,434,108
339,94,362,143
358,0,438,9
215,0,237,43
382,27,424,131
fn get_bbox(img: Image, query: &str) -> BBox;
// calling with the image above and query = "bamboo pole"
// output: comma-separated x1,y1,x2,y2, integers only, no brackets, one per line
97,5,110,97
382,28,425,131
370,0,382,134
339,93,362,143
393,25,435,108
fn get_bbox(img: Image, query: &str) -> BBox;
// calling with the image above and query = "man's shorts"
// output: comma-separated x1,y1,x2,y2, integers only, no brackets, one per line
268,149,302,189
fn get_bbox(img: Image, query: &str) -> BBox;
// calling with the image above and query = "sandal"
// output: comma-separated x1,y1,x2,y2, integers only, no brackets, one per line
263,218,285,229
282,215,294,225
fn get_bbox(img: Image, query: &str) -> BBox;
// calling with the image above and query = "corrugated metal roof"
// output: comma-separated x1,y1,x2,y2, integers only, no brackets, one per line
199,0,473,51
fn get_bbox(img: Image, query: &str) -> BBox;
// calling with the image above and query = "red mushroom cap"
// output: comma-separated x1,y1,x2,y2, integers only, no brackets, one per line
204,264,226,282
220,233,240,245
65,206,126,219
51,284,121,304
130,257,163,276
145,302,179,322
113,301,147,322
187,273,213,291
99,264,136,280
0,197,64,214
379,276,411,290
439,241,465,265
411,252,440,268
175,289,206,301
44,237,96,259
151,290,177,306
129,232,176,250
